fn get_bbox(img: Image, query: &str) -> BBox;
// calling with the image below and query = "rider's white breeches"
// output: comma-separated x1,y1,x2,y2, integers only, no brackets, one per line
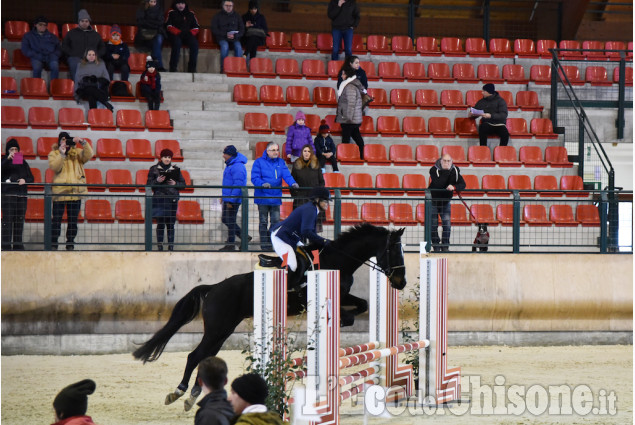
271,228,298,271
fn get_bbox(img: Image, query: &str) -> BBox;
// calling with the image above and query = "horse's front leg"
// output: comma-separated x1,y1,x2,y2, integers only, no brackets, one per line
342,292,368,316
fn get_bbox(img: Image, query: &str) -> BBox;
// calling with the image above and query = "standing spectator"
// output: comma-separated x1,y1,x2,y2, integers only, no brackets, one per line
428,154,466,252
229,374,285,425
1,139,34,250
147,149,186,251
469,83,509,147
251,142,298,251
211,0,244,73
135,0,167,71
336,55,367,91
61,9,106,80
336,62,365,159
104,24,130,81
193,356,235,425
241,1,268,66
219,145,249,252
21,16,61,80
166,0,200,73
52,379,98,425
327,0,360,61
291,145,324,210
74,49,113,111
48,132,94,250
139,56,162,110
314,120,338,172
285,111,314,163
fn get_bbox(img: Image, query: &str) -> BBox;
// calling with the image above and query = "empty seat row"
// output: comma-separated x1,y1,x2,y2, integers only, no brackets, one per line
244,112,557,139
24,198,203,224
5,136,182,162
1,106,173,132
321,172,587,198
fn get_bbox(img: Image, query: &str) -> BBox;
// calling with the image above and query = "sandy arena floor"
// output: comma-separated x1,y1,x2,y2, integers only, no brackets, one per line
1,345,632,425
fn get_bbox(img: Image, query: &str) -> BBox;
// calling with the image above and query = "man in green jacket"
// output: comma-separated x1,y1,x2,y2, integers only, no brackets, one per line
228,374,285,425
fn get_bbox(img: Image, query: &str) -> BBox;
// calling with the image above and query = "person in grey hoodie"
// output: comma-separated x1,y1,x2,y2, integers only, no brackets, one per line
74,49,112,110
61,9,106,80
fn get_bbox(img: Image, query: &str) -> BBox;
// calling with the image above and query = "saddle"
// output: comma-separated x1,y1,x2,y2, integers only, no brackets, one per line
257,247,314,289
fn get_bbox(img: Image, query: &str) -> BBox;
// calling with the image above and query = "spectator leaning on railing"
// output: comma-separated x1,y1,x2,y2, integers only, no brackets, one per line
1,139,34,251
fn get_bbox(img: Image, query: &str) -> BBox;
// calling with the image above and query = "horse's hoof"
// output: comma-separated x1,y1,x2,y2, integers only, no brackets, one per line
184,394,199,411
165,388,185,405
341,314,355,327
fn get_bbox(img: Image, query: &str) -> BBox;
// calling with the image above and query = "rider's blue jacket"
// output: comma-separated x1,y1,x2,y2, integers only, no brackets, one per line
271,202,327,247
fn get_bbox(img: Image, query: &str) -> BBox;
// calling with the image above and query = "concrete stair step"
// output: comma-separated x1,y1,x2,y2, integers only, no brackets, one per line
162,81,229,92
169,110,240,121
163,91,231,102
173,120,242,131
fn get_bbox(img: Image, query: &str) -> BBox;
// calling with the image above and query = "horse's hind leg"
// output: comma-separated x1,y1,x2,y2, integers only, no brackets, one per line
165,333,216,405
342,292,368,315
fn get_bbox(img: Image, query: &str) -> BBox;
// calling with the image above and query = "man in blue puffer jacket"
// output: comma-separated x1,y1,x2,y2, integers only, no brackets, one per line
251,142,298,251
220,145,249,251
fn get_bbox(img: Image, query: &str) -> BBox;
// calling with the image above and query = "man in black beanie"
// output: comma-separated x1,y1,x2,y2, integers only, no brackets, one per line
229,373,284,425
52,379,98,425
469,83,509,147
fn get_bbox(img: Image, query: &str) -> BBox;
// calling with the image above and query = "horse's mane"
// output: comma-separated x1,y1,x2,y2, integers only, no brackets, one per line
331,223,390,248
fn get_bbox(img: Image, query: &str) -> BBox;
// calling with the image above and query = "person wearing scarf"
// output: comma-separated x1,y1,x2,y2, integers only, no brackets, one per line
139,57,162,110
104,24,130,81
336,62,365,159
1,139,34,250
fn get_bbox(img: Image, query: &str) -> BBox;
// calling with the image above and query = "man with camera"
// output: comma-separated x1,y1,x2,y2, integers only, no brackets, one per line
48,132,94,250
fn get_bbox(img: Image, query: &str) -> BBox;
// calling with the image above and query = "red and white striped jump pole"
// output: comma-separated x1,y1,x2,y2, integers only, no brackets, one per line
253,269,288,369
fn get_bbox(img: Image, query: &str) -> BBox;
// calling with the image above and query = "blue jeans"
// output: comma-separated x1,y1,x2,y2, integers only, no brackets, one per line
31,58,59,80
257,204,280,250
67,56,81,81
218,39,243,71
331,28,354,60
430,200,452,249
152,34,165,68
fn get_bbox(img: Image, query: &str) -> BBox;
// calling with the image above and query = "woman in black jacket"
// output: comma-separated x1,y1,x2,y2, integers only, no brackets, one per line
1,139,34,250
147,148,186,251
135,0,167,71
242,1,268,65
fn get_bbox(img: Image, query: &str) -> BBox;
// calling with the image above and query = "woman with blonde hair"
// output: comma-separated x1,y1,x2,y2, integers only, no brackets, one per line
74,48,112,110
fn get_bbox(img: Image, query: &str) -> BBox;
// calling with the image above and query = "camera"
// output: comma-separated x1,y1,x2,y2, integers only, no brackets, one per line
66,138,76,147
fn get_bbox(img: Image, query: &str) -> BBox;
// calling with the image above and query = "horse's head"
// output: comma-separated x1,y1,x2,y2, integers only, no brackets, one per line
376,227,407,290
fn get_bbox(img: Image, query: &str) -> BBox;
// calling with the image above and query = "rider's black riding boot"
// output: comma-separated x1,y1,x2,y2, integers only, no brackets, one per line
287,257,309,289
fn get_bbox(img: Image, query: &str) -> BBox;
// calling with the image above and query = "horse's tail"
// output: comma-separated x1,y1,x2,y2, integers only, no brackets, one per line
133,285,211,363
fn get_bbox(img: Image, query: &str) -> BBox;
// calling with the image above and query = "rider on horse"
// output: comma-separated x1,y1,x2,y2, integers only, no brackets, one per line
269,186,331,285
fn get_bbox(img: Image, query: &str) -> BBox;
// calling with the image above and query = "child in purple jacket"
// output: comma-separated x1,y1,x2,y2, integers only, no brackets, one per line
285,111,314,163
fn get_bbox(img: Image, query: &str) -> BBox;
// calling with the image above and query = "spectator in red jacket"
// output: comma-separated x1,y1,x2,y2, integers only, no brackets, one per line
165,0,200,73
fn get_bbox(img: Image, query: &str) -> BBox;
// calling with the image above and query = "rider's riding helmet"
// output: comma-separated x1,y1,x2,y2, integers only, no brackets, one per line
310,187,331,202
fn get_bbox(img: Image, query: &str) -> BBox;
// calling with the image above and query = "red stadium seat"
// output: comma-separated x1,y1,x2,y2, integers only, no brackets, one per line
497,90,517,111
37,137,59,159
558,66,585,86
585,66,611,86
155,140,183,161
428,117,454,137
477,63,503,83
359,61,379,81
180,169,194,194
454,117,478,138
366,35,392,55
323,172,349,195
366,88,391,108
389,203,417,225
126,139,154,161
317,33,333,53
20,77,49,99
85,168,105,192
452,63,478,83
279,201,293,220
287,86,312,107
313,86,337,107
530,65,552,85
12,49,32,70
378,62,403,82
198,28,217,48
514,39,538,58
233,84,259,105
116,200,144,223
2,48,12,69
360,116,378,137
493,146,521,167
348,173,375,195
120,25,137,45
440,37,465,56
389,145,417,166
28,106,56,129
92,24,112,42
506,118,532,138
416,37,441,56
576,205,600,227
250,57,276,78
534,175,562,197
2,106,28,128
390,88,416,109
361,203,389,225
337,144,363,164
497,204,523,226
145,110,173,132
84,199,114,223
544,146,573,168
463,174,483,196
327,60,344,79
8,136,35,159
128,53,147,74
613,67,633,86
415,89,441,110
502,64,528,84
415,145,439,165
559,40,584,60
489,38,514,57
465,90,482,107
340,202,360,224
482,174,509,197
523,205,551,226
177,200,204,224
508,174,535,197
323,115,341,135
392,36,416,55
403,62,428,82
550,205,579,226
470,204,498,225
276,58,302,79
254,141,269,160
440,90,467,110
376,173,404,196
116,109,144,131
96,138,125,161
560,175,588,197
402,174,427,196
270,113,294,135
266,31,291,52
441,145,468,167
428,63,453,82
302,59,328,80
260,85,286,106
25,198,45,222
415,204,427,224
519,146,547,167
352,35,367,54
582,40,606,60
4,21,30,41
106,169,134,192
88,109,115,131
605,41,627,61
291,32,316,53
450,204,471,225
467,146,494,166
135,169,149,191
465,37,489,57
305,114,321,134
403,117,430,137
516,91,543,111
224,57,249,77
375,116,401,137
531,118,557,139
363,144,390,166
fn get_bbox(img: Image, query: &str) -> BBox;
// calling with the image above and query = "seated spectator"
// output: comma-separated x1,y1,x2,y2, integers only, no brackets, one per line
242,1,268,66
285,111,314,163
74,49,113,111
135,0,167,71
166,0,200,73
314,120,339,172
104,24,130,81
52,379,98,425
212,0,244,72
62,9,105,80
139,56,162,110
21,16,61,80
229,374,285,425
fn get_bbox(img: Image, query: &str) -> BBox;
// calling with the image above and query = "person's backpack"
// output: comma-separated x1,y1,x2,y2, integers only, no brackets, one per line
110,81,131,97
